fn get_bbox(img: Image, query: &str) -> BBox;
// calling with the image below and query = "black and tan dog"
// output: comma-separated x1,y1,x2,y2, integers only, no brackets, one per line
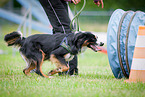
4,31,104,78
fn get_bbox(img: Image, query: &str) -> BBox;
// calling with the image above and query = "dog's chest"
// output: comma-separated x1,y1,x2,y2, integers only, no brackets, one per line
64,53,74,61
81,46,87,53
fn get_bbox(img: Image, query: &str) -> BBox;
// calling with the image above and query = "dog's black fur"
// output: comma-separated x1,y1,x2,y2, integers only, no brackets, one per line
4,31,104,78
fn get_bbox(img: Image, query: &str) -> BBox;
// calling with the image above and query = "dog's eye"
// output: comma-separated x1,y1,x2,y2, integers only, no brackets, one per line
95,36,98,39
91,38,96,42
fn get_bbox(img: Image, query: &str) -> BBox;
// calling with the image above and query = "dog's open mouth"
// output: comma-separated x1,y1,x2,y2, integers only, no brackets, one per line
89,44,101,52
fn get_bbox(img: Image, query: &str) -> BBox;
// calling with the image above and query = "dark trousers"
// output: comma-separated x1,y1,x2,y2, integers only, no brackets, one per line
39,0,78,75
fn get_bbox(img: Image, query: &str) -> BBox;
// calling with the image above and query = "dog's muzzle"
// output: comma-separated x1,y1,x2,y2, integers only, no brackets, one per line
89,42,104,52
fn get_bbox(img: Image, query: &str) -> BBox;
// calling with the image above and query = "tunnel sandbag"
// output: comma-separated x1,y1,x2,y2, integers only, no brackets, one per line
107,9,145,79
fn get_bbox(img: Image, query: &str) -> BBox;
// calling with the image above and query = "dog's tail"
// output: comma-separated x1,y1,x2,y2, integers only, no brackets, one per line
4,31,25,47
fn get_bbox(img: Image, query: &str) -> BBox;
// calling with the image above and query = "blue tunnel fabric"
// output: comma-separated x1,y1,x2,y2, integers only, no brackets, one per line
119,11,134,78
107,9,125,79
127,11,145,66
107,9,145,79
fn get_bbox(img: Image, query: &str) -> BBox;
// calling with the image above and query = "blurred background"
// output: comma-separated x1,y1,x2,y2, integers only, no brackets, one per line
0,1,145,96
0,0,145,42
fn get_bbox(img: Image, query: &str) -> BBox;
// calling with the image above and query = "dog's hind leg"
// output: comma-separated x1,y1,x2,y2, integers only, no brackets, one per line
20,52,36,76
35,49,50,78
23,61,36,76
48,54,69,75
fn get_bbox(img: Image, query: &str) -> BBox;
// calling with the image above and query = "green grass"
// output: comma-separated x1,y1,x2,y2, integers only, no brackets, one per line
0,19,145,97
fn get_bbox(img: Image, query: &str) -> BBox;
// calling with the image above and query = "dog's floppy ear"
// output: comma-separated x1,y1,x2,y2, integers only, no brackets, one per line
74,32,86,43
74,32,85,43
74,31,94,43
73,32,87,49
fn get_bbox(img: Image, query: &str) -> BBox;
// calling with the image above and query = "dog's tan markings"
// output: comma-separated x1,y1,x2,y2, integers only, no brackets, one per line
7,37,19,45
22,54,32,76
48,68,61,75
82,40,88,46
49,54,69,75
83,41,95,46
38,49,50,78
23,62,36,76
22,53,36,76
48,65,69,75
82,40,91,47
49,54,62,67
22,49,50,78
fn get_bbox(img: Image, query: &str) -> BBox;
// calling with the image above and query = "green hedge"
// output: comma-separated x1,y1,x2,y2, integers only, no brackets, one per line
69,0,145,11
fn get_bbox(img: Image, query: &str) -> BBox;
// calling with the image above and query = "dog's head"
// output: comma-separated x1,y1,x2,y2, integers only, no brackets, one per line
74,31,104,52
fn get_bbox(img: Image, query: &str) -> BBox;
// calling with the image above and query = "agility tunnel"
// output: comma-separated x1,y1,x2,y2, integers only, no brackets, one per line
107,9,145,79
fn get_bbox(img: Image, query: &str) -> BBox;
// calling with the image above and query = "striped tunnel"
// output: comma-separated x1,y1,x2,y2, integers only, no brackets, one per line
107,9,145,79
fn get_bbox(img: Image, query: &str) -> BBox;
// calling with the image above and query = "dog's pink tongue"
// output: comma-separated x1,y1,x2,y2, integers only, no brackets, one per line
90,45,101,52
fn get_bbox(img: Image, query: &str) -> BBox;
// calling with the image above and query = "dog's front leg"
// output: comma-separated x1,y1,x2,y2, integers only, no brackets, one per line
49,54,69,75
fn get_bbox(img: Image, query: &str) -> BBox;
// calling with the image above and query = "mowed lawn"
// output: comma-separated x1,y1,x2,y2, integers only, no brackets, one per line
0,19,145,97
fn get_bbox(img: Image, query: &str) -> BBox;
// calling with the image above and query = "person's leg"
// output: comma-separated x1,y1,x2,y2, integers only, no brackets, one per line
39,0,78,75
39,0,71,34
69,55,78,75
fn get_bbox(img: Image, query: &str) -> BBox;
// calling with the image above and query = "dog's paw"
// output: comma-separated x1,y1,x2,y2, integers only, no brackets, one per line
48,76,54,78
48,72,52,76
48,70,54,76
23,69,31,76
70,75,78,77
